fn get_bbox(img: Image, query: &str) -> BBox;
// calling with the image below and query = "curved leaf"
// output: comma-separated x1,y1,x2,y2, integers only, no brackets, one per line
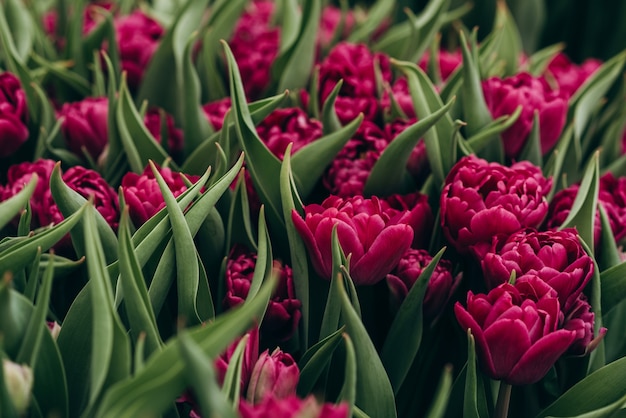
0,174,37,231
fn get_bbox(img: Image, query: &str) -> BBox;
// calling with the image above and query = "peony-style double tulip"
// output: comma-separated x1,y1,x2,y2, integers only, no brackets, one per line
544,172,626,247
0,72,29,158
482,72,567,159
256,108,323,159
454,283,577,385
481,228,594,312
386,248,460,319
121,164,200,226
224,245,302,342
292,194,429,285
239,395,349,418
58,97,109,161
246,348,299,405
440,155,552,258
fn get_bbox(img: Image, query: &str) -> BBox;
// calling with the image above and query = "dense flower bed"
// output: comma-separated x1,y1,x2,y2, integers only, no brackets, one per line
0,1,625,417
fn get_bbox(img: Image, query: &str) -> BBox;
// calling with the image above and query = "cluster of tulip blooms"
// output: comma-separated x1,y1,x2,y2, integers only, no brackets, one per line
0,0,625,417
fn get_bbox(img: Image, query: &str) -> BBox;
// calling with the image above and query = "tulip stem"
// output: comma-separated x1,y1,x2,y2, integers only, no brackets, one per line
495,382,512,418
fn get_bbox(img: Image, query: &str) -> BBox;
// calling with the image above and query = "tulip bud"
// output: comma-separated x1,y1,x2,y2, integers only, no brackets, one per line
58,97,110,161
2,359,33,415
246,348,299,404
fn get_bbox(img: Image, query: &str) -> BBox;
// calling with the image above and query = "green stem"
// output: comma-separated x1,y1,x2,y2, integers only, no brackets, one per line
495,382,512,418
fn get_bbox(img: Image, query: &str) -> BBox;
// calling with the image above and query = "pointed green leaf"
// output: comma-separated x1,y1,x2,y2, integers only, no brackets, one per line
559,152,600,252
95,276,277,418
338,333,356,415
321,80,344,135
364,98,455,197
247,207,273,301
425,365,454,418
297,327,344,396
600,261,626,316
597,204,622,271
527,43,565,76
346,0,395,44
0,174,37,231
493,1,523,76
220,333,249,405
118,208,163,356
518,111,543,166
319,226,346,340
463,331,481,418
381,247,446,392
338,275,396,417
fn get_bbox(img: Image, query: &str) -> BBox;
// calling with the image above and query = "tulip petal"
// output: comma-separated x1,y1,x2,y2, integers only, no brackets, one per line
483,319,531,380
506,329,576,385
454,302,497,377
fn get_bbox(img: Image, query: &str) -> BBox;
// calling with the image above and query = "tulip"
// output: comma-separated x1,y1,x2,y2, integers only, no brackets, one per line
143,108,184,156
292,194,417,285
229,0,280,99
58,97,109,161
482,72,567,158
440,155,552,259
246,348,300,404
0,72,29,158
2,359,33,415
215,328,259,391
386,248,461,319
544,52,601,98
454,283,577,385
223,246,302,342
317,5,355,53
563,293,606,356
202,97,232,131
482,228,594,312
121,164,200,226
323,121,390,198
239,395,349,418
256,108,323,159
418,48,463,82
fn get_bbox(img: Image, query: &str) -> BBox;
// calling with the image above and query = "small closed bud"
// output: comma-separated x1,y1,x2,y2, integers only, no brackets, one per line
3,359,33,415
246,348,299,405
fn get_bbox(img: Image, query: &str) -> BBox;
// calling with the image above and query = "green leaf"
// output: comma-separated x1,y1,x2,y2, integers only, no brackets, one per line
291,114,363,199
271,0,321,93
600,261,626,316
118,208,163,357
116,78,175,174
49,163,118,264
425,365,454,418
0,174,37,231
95,276,277,418
297,327,344,396
223,40,285,230
81,206,131,415
181,35,213,156
247,207,273,301
338,274,396,417
319,226,347,340
0,203,87,277
220,333,249,405
527,43,565,76
364,98,455,197
321,80,344,135
150,161,201,325
179,331,238,418
338,333,357,416
137,0,212,121
381,247,446,392
596,204,622,272
463,331,483,418
15,253,55,367
225,170,258,253
536,357,626,417
394,60,459,187
518,111,543,166
280,146,310,349
559,152,600,252
346,0,395,44
493,0,523,76
3,0,34,60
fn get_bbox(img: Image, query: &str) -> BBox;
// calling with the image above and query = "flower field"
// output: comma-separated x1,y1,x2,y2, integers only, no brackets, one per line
0,0,625,417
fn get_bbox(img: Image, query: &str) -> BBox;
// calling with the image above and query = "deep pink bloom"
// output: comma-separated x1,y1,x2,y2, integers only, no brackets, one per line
292,194,419,285
0,159,56,228
482,72,567,158
223,246,302,342
381,78,415,119
563,293,605,356
544,172,626,247
545,53,601,98
39,165,119,231
256,108,323,159
324,121,389,198
215,327,259,391
229,1,280,99
481,228,594,312
386,248,460,319
58,97,109,161
114,10,164,90
418,48,463,82
246,348,299,404
202,97,232,131
454,283,577,385
440,155,552,258
121,165,200,226
0,72,29,158
143,108,184,156
239,395,349,418
317,5,355,54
